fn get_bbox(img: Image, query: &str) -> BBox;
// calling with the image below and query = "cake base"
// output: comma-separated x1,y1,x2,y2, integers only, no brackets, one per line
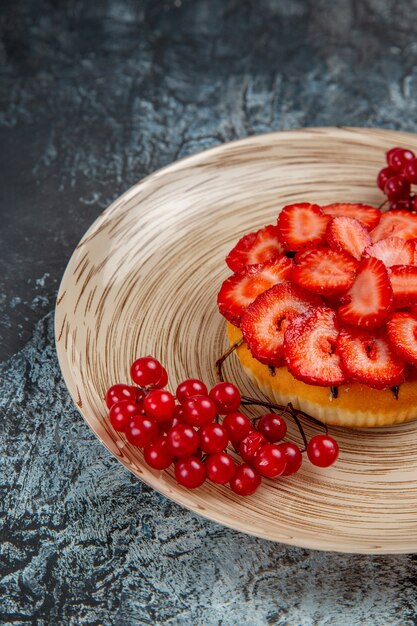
227,322,417,428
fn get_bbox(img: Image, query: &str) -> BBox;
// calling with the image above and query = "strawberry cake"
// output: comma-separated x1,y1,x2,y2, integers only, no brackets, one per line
217,202,417,428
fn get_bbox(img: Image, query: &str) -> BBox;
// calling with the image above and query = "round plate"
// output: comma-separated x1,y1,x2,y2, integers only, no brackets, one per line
56,127,417,554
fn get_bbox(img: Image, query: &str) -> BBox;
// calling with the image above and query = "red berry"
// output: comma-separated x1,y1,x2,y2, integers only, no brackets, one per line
105,384,139,408
182,395,217,426
384,177,411,201
254,443,286,478
377,166,396,191
307,434,339,467
279,442,303,476
130,356,163,386
387,147,415,172
175,457,206,488
144,389,176,422
109,400,142,432
199,423,229,454
167,423,199,457
125,414,159,447
159,406,183,434
155,367,168,388
257,413,287,443
403,158,417,184
230,464,261,496
144,436,174,469
389,198,414,211
222,412,253,443
176,378,208,403
209,382,241,414
205,452,236,484
239,431,267,465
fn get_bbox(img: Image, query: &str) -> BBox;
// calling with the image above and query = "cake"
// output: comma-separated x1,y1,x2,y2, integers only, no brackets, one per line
217,202,417,428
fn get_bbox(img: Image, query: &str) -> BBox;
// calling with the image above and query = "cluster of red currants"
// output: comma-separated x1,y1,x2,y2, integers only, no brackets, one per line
105,356,339,496
377,146,417,211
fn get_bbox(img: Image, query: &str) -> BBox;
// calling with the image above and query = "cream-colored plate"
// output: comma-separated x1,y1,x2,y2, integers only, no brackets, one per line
56,127,417,554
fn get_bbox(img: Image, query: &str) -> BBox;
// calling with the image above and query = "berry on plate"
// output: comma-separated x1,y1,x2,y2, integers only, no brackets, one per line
336,327,405,389
226,224,285,272
241,282,323,366
321,203,381,231
337,256,393,328
292,248,358,295
326,216,371,260
387,312,417,366
217,255,293,326
389,265,417,306
364,237,417,267
284,307,346,386
370,210,417,243
277,202,329,250
306,435,339,468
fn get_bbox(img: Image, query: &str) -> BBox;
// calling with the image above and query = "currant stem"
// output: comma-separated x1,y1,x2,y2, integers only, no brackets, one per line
216,339,243,382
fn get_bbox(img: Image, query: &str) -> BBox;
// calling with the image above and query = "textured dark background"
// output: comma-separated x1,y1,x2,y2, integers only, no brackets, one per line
2,1,417,624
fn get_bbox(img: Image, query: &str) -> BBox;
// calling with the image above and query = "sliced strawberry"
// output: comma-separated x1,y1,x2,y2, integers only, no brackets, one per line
365,237,416,267
226,224,285,272
322,203,381,230
337,327,405,389
326,216,371,260
387,312,417,366
284,307,346,385
277,203,329,251
292,248,358,295
337,257,393,328
370,210,417,243
389,265,417,306
217,256,293,326
241,283,323,366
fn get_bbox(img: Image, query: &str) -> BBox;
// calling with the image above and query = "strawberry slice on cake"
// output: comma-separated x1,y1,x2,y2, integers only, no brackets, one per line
226,224,285,273
387,312,417,366
337,327,405,389
284,307,346,386
322,202,381,230
337,256,393,328
277,203,329,250
217,256,293,326
292,248,358,295
241,282,323,366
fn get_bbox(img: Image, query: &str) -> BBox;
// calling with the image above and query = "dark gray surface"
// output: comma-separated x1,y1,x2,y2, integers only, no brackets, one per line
2,1,417,624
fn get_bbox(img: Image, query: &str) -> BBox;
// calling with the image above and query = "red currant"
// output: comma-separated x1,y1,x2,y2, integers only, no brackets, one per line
230,464,261,496
209,382,241,414
144,436,174,469
205,452,236,484
377,166,396,191
257,413,287,443
176,378,208,403
389,198,414,211
387,147,415,172
105,384,139,408
403,158,417,184
125,414,159,447
254,443,286,478
222,412,253,443
239,431,267,465
175,457,206,488
155,367,168,388
109,400,142,432
167,423,199,457
159,406,183,434
144,389,176,422
199,423,229,454
307,434,339,467
130,356,163,387
384,176,411,201
182,395,217,426
279,442,303,476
